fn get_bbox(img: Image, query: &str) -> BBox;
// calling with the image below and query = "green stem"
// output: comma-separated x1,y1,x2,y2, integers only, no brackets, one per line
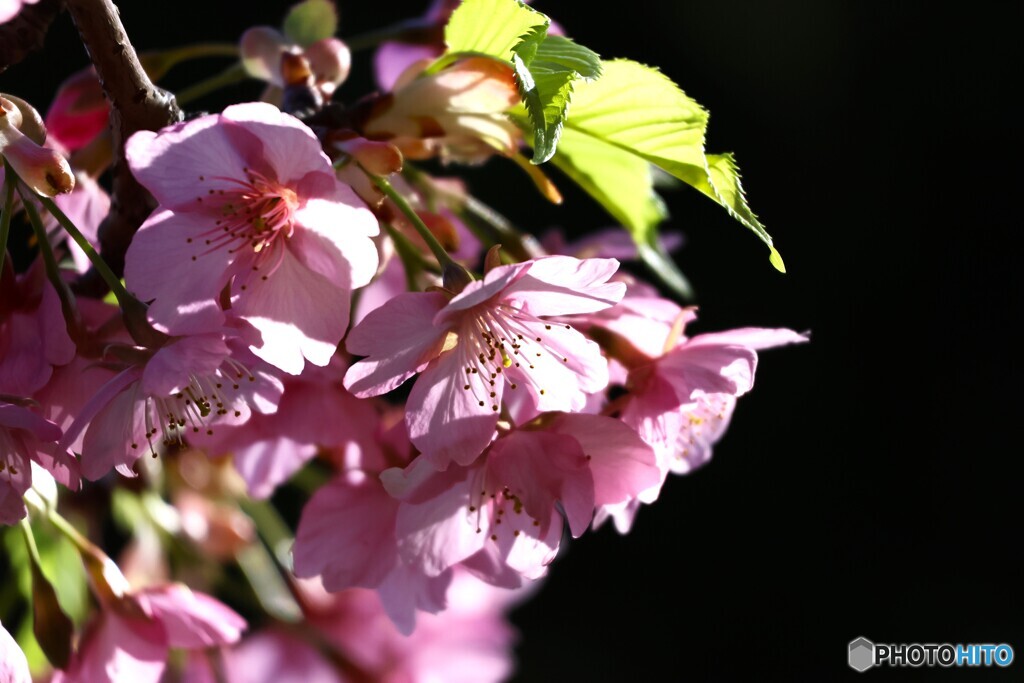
423,50,498,76
405,165,542,262
20,190,83,343
37,195,133,308
44,507,92,554
19,518,43,567
152,42,238,67
0,164,15,275
385,222,442,291
369,171,455,270
343,18,435,52
176,63,247,106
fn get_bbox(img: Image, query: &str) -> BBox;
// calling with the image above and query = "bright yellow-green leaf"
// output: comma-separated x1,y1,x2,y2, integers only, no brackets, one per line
283,0,338,46
563,59,783,271
513,31,602,163
444,0,548,62
551,127,693,298
551,127,666,242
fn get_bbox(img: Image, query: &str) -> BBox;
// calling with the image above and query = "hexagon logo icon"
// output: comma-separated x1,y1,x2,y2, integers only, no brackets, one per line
848,637,875,672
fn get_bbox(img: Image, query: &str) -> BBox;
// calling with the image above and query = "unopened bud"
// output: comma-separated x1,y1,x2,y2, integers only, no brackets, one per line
0,93,46,145
331,135,403,176
304,37,351,96
0,97,75,197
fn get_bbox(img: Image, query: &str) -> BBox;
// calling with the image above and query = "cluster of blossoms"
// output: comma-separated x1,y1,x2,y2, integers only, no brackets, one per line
0,0,804,680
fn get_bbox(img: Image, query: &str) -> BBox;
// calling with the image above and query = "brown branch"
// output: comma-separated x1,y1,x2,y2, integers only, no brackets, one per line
0,0,65,73
65,0,181,294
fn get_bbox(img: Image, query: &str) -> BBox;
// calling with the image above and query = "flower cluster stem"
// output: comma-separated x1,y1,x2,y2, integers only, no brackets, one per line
18,187,84,343
368,171,457,270
176,63,248,106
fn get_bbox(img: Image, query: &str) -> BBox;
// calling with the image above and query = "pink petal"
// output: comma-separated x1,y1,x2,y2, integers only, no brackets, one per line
376,564,453,636
494,512,562,580
233,438,317,499
39,275,77,368
141,334,230,397
305,37,351,89
502,318,609,413
124,210,231,335
0,402,62,441
671,393,737,475
544,413,659,508
222,630,342,683
406,343,501,468
374,42,440,91
0,440,30,524
0,620,30,683
43,68,109,152
239,27,287,85
436,262,529,323
221,103,333,185
487,430,594,538
80,382,147,480
290,183,379,291
125,118,249,210
292,477,399,591
689,326,809,351
140,584,246,649
54,174,110,274
503,256,625,316
659,340,759,398
57,613,168,683
344,291,448,398
392,464,485,577
231,245,348,374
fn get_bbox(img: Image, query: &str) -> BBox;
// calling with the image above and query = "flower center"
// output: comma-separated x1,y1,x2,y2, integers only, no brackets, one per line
130,358,256,457
458,303,572,413
191,168,299,264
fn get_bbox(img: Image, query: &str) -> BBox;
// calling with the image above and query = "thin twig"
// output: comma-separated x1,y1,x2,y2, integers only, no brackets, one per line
65,0,182,293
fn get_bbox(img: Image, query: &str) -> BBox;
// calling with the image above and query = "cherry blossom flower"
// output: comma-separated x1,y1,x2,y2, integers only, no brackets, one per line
0,401,66,524
293,414,456,634
185,629,341,683
344,255,624,467
309,572,521,683
592,315,808,532
381,413,657,584
123,102,379,374
0,262,76,397
54,583,246,683
62,330,283,481
195,358,379,498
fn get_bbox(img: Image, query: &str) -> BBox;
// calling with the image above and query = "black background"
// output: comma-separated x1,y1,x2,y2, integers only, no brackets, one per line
2,1,1020,680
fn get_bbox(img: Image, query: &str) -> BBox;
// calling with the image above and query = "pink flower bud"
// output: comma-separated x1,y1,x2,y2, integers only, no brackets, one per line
0,96,75,196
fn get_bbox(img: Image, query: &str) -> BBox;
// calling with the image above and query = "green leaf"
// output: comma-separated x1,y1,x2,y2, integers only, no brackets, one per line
444,0,548,62
283,0,338,46
513,32,601,163
560,59,783,271
550,126,693,298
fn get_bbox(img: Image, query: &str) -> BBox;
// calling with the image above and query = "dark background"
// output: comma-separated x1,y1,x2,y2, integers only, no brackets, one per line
3,1,1020,680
